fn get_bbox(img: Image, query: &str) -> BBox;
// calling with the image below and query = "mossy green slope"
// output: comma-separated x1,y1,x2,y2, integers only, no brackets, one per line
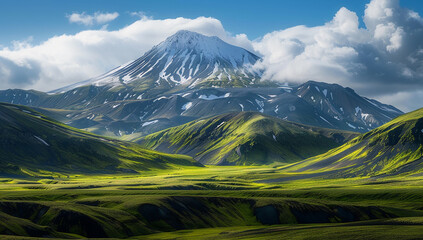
137,112,358,165
287,107,423,177
0,103,201,177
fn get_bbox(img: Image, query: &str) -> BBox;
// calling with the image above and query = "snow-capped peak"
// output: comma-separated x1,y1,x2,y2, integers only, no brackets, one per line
52,30,262,93
156,30,256,63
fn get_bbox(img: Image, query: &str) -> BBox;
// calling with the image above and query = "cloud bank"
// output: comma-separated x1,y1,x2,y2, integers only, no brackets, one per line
253,0,423,111
0,16,252,92
0,0,422,111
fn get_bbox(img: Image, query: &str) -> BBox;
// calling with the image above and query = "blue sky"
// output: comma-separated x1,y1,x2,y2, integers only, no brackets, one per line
1,0,421,46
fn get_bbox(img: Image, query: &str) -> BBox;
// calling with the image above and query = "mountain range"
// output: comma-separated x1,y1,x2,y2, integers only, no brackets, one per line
0,31,402,137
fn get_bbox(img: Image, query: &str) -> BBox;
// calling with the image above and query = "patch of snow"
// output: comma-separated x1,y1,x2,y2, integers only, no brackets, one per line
34,136,49,146
181,102,193,111
137,94,144,100
182,93,191,98
255,99,264,113
239,104,244,111
347,122,357,129
217,72,223,80
355,106,362,116
361,113,370,120
272,134,277,141
112,104,120,109
322,89,327,97
198,94,228,100
315,86,320,92
216,121,225,129
153,96,167,102
142,120,159,127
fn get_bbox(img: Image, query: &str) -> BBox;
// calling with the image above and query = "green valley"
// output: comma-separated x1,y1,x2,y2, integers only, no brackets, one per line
1,166,423,239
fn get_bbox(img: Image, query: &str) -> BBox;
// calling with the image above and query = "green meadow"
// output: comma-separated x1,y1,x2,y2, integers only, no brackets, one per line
2,165,423,239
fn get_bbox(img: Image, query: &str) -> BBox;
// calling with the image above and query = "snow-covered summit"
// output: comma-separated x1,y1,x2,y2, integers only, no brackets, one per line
157,30,257,63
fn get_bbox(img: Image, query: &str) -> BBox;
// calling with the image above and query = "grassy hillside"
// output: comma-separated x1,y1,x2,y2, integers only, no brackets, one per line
285,107,423,177
0,103,201,177
137,112,358,165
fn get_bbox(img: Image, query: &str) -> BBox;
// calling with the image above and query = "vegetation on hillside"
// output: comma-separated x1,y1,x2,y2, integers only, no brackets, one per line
0,103,201,177
138,112,358,165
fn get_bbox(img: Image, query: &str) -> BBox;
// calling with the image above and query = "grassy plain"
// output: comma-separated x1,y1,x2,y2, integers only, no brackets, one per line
1,165,423,239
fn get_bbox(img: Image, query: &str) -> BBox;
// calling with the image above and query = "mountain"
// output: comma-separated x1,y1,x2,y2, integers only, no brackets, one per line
0,103,201,177
0,31,265,111
285,107,423,177
53,30,262,93
137,112,358,165
0,31,402,136
291,81,403,131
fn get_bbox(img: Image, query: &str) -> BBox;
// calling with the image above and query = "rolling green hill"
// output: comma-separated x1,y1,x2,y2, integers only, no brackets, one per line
137,112,358,165
286,107,423,177
0,103,201,177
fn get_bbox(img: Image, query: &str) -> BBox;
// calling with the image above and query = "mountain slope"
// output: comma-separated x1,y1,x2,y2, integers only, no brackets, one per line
286,107,423,177
137,112,358,165
293,81,402,131
0,103,201,177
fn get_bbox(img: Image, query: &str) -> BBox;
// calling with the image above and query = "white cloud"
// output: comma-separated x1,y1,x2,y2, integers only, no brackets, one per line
252,0,423,111
130,11,149,19
0,16,253,92
67,12,119,26
252,7,364,87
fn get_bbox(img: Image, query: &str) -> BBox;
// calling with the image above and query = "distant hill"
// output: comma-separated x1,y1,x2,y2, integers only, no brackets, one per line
286,107,423,177
137,112,358,165
0,103,201,177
